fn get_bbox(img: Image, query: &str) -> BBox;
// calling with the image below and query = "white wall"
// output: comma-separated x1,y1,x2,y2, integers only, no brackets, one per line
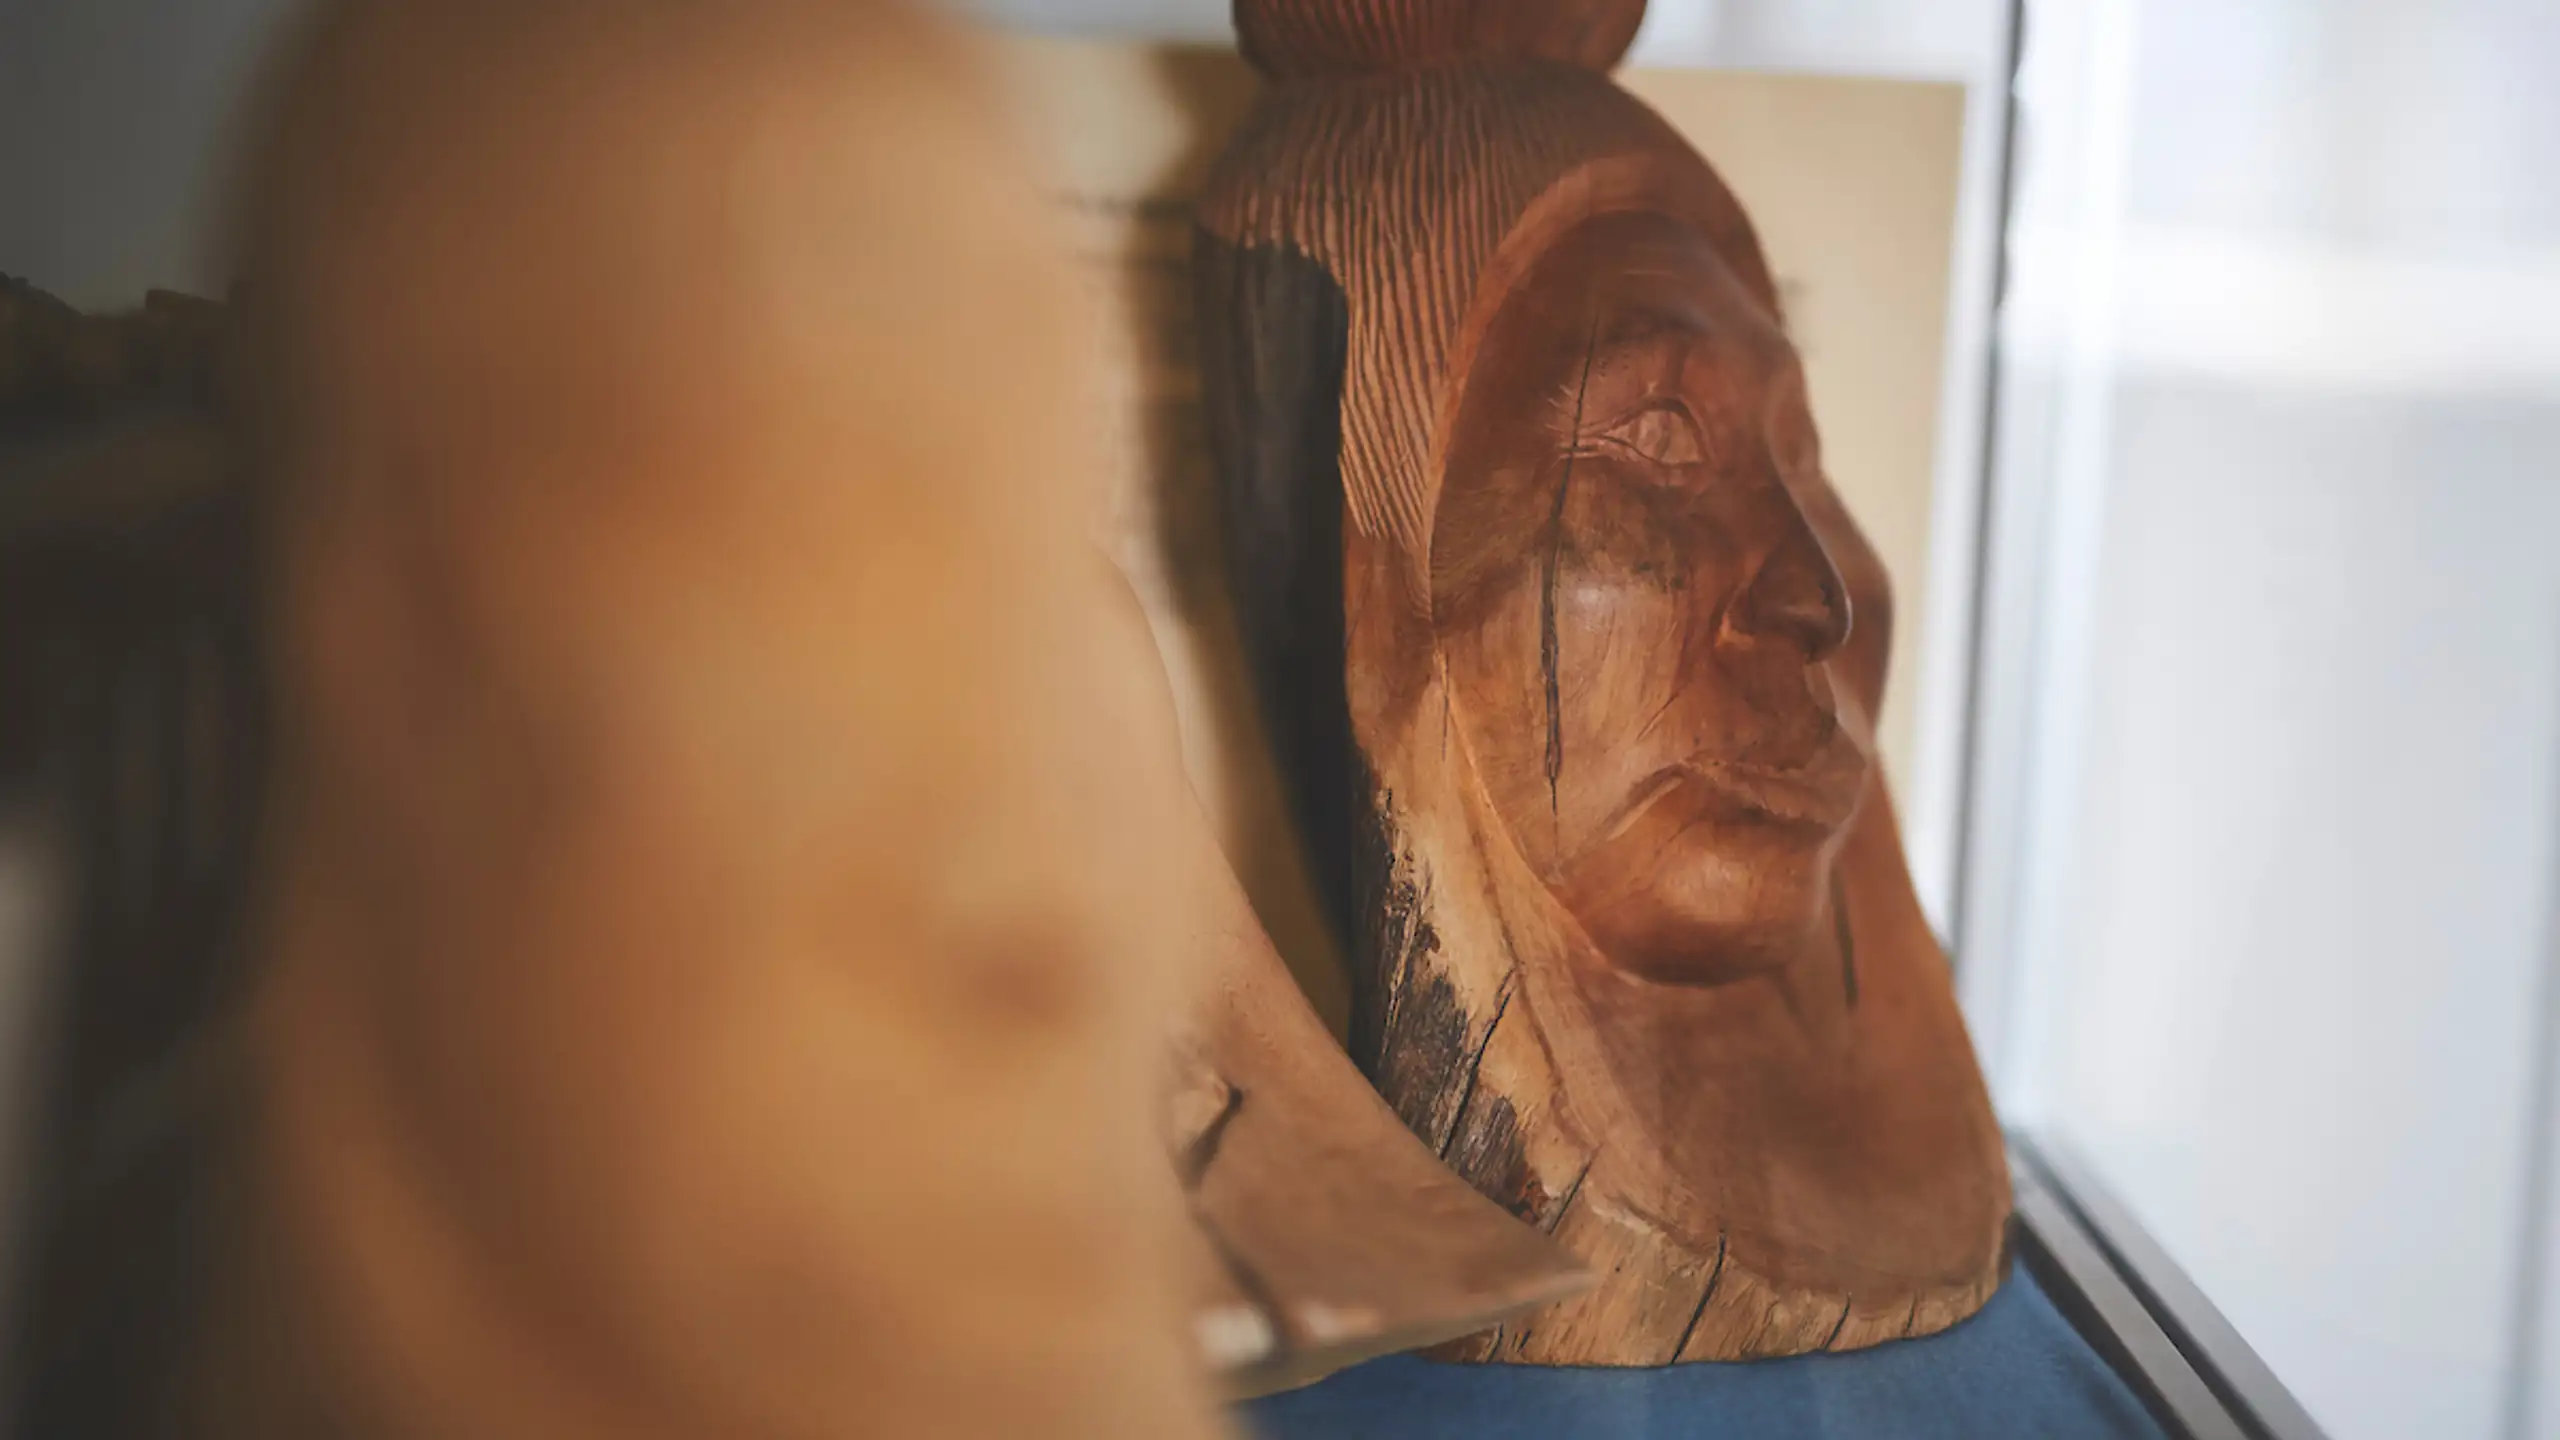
1965,1,2560,1436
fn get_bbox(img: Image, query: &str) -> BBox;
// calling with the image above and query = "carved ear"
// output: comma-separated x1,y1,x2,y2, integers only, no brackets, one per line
1234,0,1647,79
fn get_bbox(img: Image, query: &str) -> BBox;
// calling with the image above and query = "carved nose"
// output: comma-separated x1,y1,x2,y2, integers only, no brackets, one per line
1728,514,1852,662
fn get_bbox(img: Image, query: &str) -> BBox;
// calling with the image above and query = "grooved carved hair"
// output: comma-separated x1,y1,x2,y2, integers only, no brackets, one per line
1235,0,1646,78
1196,63,1770,583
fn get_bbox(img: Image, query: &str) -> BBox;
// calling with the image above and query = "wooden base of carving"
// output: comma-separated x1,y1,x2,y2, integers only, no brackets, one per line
1416,785,2009,1364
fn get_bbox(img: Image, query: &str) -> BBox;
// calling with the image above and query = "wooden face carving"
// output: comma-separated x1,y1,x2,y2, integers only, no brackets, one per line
1195,17,2010,1365
1433,210,1863,984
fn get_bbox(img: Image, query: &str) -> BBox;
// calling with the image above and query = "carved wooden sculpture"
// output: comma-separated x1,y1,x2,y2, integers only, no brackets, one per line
1196,0,2012,1364
225,2,1233,1434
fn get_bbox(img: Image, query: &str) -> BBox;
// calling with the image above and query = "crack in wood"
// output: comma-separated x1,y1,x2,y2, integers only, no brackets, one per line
1667,1229,1729,1360
1543,1150,1598,1233
1539,316,1601,827
1820,1296,1853,1351
1175,1082,1246,1191
1435,975,1516,1161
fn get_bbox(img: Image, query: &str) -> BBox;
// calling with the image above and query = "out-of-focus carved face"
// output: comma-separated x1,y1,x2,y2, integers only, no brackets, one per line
1432,208,1865,984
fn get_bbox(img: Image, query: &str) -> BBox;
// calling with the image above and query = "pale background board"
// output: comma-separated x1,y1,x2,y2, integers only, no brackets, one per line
983,36,1963,1028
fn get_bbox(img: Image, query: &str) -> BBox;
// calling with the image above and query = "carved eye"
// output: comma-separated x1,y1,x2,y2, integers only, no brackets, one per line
1592,403,1709,468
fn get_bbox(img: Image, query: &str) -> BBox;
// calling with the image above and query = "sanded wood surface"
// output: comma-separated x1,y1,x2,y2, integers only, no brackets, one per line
1196,0,2010,1366
219,3,1230,1436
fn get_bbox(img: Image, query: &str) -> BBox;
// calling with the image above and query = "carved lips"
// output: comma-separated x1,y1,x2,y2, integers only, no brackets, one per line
1661,744,1868,838
1553,713,1866,986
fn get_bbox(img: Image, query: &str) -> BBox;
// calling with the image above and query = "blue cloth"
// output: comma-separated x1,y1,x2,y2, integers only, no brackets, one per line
1241,1262,2163,1440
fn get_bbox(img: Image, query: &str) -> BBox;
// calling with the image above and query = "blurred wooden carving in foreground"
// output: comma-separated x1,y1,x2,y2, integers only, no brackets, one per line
232,1,1222,1433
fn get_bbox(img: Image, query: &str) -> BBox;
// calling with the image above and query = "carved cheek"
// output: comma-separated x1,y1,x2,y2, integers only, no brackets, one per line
1441,560,1572,872
1547,565,1681,838
1554,479,1723,740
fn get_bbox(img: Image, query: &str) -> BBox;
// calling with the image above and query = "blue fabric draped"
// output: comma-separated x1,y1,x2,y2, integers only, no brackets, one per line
1241,1261,2165,1440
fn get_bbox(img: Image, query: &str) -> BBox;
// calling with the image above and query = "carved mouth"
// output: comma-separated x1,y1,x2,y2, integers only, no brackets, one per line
1675,753,1867,832
1600,740,1868,845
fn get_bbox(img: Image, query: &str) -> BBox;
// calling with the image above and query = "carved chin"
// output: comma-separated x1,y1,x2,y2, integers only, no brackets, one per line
1553,816,1838,986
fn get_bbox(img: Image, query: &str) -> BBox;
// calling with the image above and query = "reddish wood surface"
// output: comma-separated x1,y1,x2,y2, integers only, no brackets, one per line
1197,0,2010,1365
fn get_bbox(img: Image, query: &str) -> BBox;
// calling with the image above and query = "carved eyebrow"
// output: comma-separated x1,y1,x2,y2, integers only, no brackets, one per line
1598,303,1710,347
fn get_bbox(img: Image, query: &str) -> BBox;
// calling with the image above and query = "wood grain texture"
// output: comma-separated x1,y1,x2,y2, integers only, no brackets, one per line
1197,0,2009,1366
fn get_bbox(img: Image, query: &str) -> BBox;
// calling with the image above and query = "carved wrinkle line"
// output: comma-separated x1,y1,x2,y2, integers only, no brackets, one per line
1632,678,1683,745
